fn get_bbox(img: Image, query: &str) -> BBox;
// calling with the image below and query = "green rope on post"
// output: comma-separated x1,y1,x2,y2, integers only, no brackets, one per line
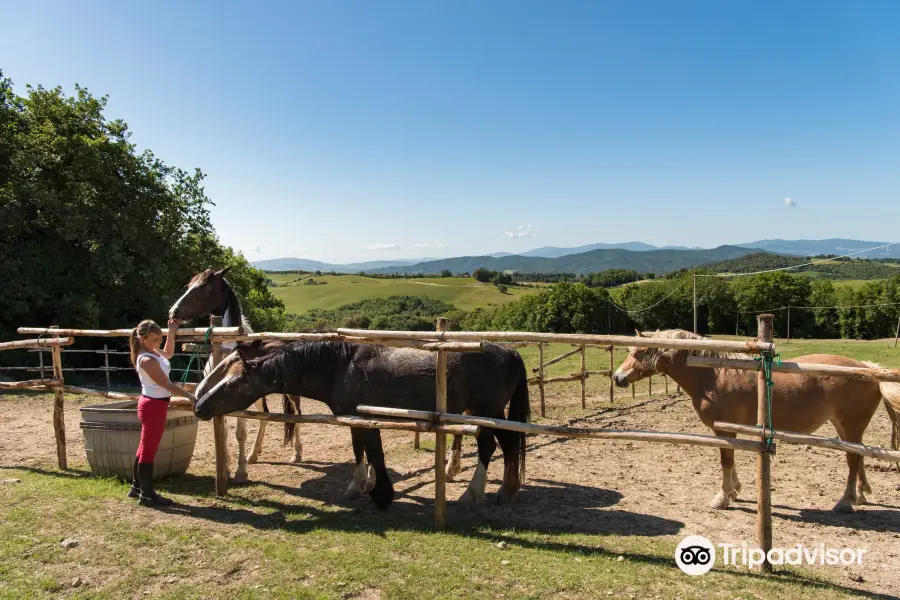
754,352,779,450
180,326,214,384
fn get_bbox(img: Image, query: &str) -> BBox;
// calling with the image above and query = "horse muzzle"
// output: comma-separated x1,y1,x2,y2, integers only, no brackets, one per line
612,370,631,388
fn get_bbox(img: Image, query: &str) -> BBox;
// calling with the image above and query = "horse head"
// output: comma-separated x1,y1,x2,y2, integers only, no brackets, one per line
194,340,280,420
612,329,669,387
170,267,233,321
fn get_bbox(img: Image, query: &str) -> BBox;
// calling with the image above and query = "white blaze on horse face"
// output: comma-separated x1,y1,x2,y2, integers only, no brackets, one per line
197,372,238,408
196,354,238,398
169,281,203,318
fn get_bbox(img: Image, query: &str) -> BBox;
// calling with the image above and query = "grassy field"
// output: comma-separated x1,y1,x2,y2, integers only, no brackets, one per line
267,273,536,313
1,464,874,600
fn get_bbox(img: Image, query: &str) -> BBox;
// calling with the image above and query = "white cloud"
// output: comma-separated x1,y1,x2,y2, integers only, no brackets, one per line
365,243,401,251
504,224,536,239
413,243,448,249
784,197,796,208
250,245,261,253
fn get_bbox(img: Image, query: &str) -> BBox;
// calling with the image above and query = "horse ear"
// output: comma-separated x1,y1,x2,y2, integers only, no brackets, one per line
215,266,232,278
634,329,646,338
234,341,258,361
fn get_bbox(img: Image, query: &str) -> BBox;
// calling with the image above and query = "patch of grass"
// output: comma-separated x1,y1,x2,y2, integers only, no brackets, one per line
0,468,874,599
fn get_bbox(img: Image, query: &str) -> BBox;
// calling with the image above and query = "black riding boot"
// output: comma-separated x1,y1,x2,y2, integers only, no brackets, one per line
137,463,173,506
127,456,140,498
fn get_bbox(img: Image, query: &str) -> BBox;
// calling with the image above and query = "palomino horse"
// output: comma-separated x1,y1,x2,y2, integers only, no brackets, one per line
169,267,304,482
613,329,900,513
194,340,530,509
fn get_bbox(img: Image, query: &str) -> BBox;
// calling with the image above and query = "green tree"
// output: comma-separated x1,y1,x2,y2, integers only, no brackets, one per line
0,73,283,338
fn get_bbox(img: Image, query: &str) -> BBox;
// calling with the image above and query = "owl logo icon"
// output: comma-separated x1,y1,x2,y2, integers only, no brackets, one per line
675,535,715,575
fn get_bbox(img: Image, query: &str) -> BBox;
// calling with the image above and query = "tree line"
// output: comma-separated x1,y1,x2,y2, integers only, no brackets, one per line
457,272,900,339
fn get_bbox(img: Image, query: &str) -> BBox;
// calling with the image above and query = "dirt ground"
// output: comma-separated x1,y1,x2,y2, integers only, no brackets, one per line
2,385,899,597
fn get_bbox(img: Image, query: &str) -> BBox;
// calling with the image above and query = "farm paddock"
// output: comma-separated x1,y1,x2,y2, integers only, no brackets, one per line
1,383,898,599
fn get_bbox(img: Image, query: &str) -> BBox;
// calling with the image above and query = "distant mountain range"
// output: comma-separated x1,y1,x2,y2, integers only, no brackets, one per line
252,238,898,275
366,246,756,276
251,258,436,272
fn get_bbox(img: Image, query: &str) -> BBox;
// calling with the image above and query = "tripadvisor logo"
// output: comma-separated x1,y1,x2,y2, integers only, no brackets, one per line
675,535,715,576
675,535,867,574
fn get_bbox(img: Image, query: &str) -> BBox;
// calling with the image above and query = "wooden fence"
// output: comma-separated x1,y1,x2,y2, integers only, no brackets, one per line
6,320,900,575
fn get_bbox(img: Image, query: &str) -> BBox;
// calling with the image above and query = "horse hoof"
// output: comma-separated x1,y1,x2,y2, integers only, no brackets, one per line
832,500,854,513
710,492,731,510
291,453,303,464
343,486,362,500
852,493,868,506
233,472,249,484
247,454,259,465
496,488,518,505
370,479,394,510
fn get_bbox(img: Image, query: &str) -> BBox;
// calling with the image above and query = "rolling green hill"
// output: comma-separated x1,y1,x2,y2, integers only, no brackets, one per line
368,245,757,276
267,273,536,313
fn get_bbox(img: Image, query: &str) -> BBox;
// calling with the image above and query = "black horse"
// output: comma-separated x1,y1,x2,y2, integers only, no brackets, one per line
194,339,530,509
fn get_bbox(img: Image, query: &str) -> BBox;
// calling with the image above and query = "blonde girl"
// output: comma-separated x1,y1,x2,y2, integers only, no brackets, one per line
128,319,196,506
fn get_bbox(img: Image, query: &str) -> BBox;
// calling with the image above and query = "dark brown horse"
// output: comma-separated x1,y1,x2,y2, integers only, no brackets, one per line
194,339,531,509
613,329,900,512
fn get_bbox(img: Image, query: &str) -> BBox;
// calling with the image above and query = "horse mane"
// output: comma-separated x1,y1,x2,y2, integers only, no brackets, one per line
253,342,358,384
642,329,751,362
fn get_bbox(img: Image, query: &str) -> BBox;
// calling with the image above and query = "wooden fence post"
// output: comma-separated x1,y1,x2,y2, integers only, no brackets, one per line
631,383,635,399
756,313,775,573
608,346,614,403
434,317,450,529
664,374,669,395
50,327,67,470
39,349,46,382
210,315,229,496
103,343,111,392
894,313,899,348
580,345,586,409
538,343,546,417
648,375,652,397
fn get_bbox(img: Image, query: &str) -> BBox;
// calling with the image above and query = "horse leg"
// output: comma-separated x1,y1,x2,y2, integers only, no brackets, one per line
233,417,250,483
494,428,522,504
459,427,497,506
291,396,303,463
446,435,463,481
856,457,872,505
344,428,368,499
710,434,737,509
247,398,267,464
831,422,862,512
361,428,394,509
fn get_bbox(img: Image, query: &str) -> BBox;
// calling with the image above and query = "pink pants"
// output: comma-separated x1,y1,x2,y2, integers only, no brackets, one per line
136,395,169,463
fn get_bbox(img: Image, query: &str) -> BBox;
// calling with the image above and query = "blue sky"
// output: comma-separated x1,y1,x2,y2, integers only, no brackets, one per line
2,1,899,263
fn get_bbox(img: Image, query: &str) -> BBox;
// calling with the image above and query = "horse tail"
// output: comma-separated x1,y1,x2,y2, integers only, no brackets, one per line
878,381,900,465
863,362,900,461
507,353,531,484
283,394,296,446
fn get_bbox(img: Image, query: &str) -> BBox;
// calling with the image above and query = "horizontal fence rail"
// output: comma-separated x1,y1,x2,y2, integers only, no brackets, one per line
337,328,776,354
0,337,73,351
686,356,900,383
356,405,766,453
713,421,900,462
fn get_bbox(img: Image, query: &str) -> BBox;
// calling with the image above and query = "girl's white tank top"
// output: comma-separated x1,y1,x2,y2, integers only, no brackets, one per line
137,352,171,398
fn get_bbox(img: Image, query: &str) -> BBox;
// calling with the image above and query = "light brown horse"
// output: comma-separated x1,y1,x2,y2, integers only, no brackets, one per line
612,330,900,512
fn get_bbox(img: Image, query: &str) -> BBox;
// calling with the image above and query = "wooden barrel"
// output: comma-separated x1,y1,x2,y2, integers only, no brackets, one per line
79,400,198,480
